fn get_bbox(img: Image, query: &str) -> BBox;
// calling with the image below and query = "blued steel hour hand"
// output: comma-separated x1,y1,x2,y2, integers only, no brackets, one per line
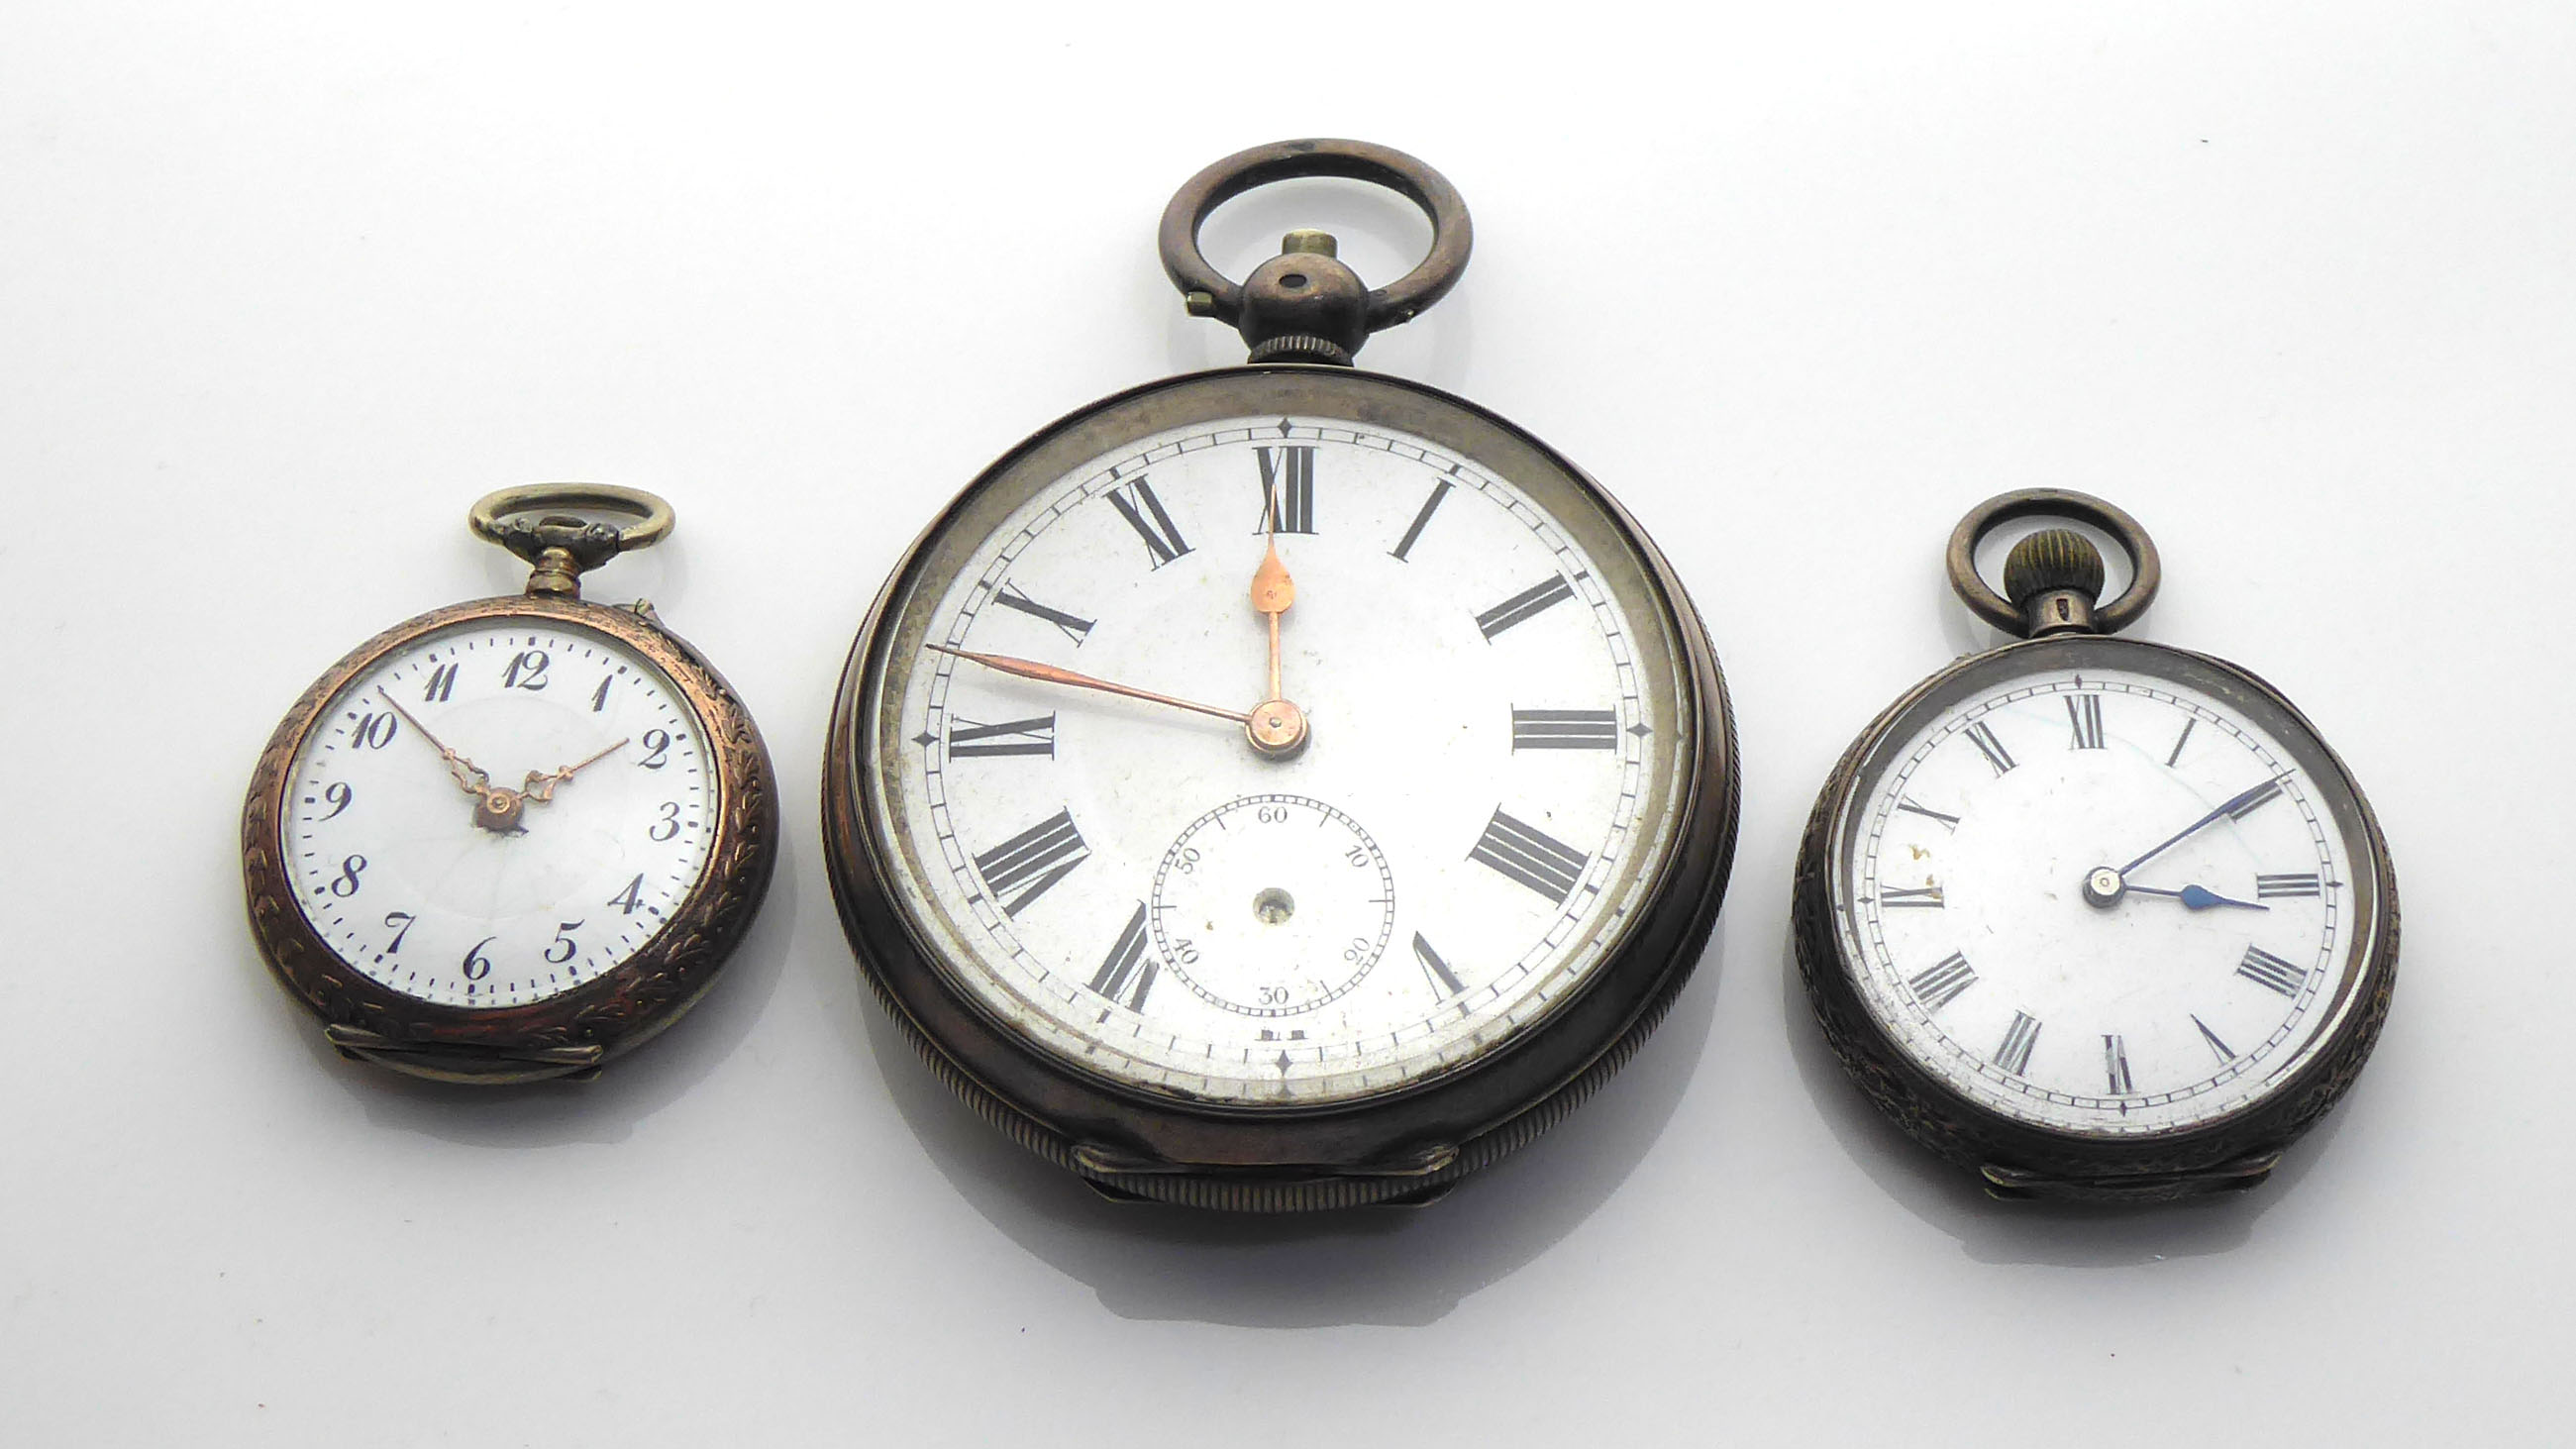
2125,883,2268,911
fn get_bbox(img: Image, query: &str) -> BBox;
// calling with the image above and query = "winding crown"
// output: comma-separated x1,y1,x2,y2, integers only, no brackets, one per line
2003,528,2107,608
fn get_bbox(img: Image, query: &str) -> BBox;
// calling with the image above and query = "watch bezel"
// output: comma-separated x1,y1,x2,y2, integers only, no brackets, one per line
1793,633,2400,1196
242,594,778,1084
821,363,1739,1207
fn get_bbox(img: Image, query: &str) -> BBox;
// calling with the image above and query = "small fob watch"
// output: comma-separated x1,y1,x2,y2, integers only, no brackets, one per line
823,140,1739,1210
243,485,777,1084
1794,490,2398,1201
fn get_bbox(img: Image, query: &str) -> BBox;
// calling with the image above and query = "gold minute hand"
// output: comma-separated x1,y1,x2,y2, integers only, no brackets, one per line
928,644,1251,725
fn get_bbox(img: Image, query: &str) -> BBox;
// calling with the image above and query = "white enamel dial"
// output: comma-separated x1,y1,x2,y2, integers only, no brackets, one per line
282,617,717,1008
1834,642,2375,1136
866,410,1697,1105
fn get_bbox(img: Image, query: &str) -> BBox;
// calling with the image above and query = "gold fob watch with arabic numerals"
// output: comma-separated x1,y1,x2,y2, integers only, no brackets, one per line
823,141,1740,1210
1794,490,2399,1201
242,485,778,1084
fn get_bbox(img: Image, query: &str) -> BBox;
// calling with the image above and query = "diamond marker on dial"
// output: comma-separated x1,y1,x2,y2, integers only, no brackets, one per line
823,140,1740,1210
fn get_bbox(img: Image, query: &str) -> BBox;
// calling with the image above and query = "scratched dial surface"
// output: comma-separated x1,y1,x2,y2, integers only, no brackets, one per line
282,618,718,1008
1829,637,2380,1136
862,410,1697,1105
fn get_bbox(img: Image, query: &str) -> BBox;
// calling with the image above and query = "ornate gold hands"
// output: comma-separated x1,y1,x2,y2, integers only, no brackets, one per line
521,739,628,804
374,686,490,796
375,684,627,834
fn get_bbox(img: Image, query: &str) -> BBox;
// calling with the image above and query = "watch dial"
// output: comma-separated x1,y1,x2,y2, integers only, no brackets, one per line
861,389,1699,1106
1832,636,2382,1136
282,617,717,1008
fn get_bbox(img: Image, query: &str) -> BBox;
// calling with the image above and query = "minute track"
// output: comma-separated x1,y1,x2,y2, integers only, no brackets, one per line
247,483,779,1085
1856,666,2347,1125
1823,623,2380,1150
827,144,1743,1209
875,402,1688,1107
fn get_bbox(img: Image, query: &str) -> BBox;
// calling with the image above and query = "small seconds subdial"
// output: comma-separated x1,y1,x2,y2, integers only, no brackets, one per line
283,620,716,1009
824,151,1743,1204
860,398,1700,1107
1149,794,1396,1018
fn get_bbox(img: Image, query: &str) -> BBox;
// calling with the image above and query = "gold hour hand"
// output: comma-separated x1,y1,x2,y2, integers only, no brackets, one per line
1244,519,1308,760
928,644,1250,726
373,685,489,796
1252,530,1294,701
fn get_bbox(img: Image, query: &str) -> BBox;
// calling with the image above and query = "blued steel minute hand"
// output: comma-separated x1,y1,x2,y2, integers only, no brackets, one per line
2115,776,2287,877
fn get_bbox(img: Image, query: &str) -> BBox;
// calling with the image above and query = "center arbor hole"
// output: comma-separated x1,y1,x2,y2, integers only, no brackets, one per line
1253,887,1295,924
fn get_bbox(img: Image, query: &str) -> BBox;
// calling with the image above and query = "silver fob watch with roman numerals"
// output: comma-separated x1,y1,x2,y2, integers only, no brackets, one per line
1794,490,2399,1201
822,141,1739,1210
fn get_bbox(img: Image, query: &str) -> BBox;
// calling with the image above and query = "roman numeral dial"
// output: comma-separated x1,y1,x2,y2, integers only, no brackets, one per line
879,414,1685,1108
282,621,718,1012
1847,664,2360,1136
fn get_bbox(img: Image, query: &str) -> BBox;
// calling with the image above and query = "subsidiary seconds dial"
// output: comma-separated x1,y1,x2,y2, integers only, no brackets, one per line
876,407,1679,1105
1147,793,1396,1019
824,143,1737,1209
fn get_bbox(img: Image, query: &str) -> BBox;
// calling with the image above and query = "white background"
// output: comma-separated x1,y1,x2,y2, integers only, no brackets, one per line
3,3,2567,1444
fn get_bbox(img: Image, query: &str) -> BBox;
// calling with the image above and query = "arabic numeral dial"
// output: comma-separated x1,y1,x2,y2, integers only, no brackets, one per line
279,618,721,1008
